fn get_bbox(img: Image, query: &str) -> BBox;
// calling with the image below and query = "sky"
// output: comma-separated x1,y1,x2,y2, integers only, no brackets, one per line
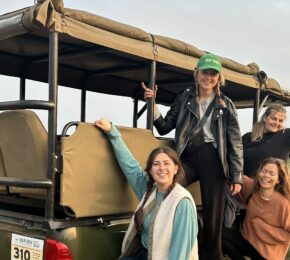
1,0,290,134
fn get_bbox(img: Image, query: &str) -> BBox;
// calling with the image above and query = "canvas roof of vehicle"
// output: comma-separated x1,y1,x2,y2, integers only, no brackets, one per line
0,0,289,107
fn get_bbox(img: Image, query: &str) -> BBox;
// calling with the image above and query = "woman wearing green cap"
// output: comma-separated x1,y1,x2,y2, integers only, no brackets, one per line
142,53,243,260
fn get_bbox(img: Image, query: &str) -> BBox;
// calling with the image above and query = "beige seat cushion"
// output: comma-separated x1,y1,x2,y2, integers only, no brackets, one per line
61,123,171,218
0,110,47,195
61,123,202,218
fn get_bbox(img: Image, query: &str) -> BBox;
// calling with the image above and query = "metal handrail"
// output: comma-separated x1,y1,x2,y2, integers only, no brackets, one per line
0,177,52,188
61,121,80,137
0,100,55,110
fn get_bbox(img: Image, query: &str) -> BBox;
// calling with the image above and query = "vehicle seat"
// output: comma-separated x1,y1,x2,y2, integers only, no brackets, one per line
0,110,48,196
60,122,202,218
61,123,170,218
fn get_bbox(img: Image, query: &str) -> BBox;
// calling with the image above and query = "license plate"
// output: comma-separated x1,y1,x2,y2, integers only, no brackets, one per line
11,233,44,260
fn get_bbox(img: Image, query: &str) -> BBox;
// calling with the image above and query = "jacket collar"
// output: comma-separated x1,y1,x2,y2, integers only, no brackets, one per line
187,86,196,97
185,88,199,116
185,86,228,121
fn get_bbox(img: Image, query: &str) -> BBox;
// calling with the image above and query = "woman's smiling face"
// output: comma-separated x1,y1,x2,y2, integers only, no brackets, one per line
258,163,279,191
264,112,286,133
197,69,220,93
150,152,178,193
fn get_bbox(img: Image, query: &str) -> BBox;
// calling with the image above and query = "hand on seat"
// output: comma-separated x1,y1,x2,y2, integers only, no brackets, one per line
95,118,112,132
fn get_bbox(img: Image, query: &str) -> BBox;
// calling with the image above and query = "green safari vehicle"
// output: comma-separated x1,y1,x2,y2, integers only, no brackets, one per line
0,1,289,259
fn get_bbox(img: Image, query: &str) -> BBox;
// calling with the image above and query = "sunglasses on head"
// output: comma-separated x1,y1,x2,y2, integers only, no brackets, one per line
200,69,219,76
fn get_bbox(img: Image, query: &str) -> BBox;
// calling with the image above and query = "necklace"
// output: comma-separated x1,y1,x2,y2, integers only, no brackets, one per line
260,193,270,201
198,93,215,113
199,100,208,113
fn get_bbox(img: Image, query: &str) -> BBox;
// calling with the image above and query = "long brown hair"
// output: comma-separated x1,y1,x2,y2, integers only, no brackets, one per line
251,104,286,142
253,157,290,200
134,146,186,234
193,69,226,107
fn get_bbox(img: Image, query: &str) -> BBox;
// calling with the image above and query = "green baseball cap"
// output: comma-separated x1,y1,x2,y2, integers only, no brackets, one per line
197,53,222,72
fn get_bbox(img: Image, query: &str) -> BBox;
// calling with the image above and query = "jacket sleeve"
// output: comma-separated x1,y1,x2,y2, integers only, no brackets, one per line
225,100,244,184
153,92,182,135
169,198,198,260
251,215,290,244
107,126,147,200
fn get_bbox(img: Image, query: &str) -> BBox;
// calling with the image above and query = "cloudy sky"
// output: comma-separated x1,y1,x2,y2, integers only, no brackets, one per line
1,0,290,134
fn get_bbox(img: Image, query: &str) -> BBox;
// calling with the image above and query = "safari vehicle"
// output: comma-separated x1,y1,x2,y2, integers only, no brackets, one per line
0,1,290,259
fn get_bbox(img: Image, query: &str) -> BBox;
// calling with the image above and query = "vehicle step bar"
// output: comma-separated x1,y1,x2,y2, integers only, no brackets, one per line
0,177,52,188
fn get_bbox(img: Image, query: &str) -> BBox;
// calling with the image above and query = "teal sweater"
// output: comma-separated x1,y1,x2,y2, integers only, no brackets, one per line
107,126,198,260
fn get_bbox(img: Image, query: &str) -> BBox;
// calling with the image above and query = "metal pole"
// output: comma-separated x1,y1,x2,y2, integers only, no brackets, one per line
258,94,269,114
81,88,86,122
20,77,26,100
46,31,58,220
253,88,260,124
146,61,156,130
133,97,138,127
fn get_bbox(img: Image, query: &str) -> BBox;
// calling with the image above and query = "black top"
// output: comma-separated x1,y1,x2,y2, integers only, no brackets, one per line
243,129,290,178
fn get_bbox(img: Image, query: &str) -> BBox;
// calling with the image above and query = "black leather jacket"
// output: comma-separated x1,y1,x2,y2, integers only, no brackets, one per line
154,87,243,184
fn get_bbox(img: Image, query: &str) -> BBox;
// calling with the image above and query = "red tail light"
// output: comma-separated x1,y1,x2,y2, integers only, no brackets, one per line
45,239,73,260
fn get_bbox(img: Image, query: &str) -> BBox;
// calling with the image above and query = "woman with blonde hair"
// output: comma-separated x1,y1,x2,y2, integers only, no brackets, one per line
223,157,290,260
142,53,243,260
243,104,290,178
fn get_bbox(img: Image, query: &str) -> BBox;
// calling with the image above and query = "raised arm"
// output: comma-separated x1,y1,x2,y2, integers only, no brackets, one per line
142,81,179,135
141,82,160,121
95,118,147,200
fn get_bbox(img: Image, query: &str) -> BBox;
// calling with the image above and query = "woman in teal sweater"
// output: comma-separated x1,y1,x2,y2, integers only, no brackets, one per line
95,118,198,260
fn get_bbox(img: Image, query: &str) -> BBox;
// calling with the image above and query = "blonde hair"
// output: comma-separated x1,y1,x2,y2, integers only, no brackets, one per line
193,69,226,107
253,157,290,200
251,104,286,142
